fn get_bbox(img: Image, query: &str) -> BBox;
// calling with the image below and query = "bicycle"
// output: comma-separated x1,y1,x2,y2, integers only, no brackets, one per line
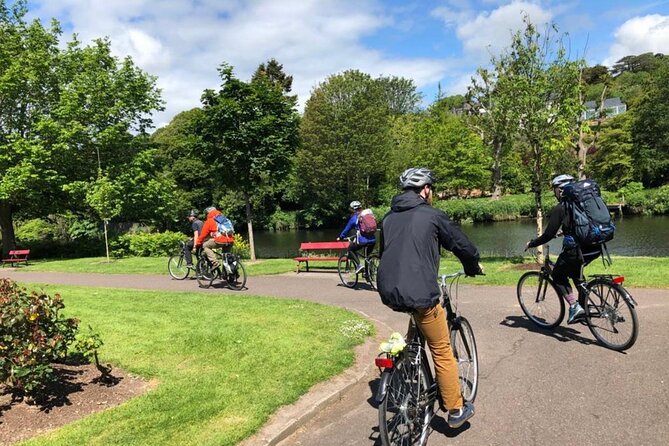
168,240,196,280
337,236,379,290
517,246,639,351
375,272,479,446
195,248,247,290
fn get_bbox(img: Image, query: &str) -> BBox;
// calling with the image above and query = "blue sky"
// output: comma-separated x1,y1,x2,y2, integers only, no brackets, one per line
23,0,669,127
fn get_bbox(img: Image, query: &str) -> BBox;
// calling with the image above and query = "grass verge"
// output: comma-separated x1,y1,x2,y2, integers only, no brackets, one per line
17,284,374,446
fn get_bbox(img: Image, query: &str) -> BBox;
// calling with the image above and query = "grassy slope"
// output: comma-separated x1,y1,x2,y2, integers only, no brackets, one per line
18,284,373,446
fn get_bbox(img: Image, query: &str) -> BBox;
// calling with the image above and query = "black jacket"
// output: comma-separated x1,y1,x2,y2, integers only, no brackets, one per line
377,191,481,311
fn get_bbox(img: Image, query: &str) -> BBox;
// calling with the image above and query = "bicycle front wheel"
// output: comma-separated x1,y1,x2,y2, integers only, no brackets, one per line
338,254,358,288
196,260,216,289
450,317,479,403
226,260,247,291
584,279,638,351
168,254,190,280
517,271,565,328
366,255,380,290
379,349,433,446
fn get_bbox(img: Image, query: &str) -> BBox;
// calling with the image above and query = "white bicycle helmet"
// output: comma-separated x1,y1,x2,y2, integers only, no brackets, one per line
550,174,575,189
399,167,436,189
349,200,362,210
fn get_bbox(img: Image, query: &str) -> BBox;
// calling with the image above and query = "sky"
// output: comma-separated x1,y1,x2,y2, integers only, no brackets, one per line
23,0,669,128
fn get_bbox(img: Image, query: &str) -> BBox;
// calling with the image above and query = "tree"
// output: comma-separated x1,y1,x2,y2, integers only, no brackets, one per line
466,66,517,198
490,17,583,246
293,70,393,226
252,58,293,93
0,1,162,255
588,113,635,189
86,172,123,262
198,63,299,260
632,63,669,187
377,76,422,115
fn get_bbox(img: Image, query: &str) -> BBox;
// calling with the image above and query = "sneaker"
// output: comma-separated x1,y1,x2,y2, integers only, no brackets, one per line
186,264,195,269
448,402,475,428
355,263,365,274
567,303,585,324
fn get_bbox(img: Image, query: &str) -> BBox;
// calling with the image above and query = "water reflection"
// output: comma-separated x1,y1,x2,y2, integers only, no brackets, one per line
248,215,668,258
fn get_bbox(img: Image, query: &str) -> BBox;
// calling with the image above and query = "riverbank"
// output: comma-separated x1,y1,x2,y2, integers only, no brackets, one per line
9,255,669,288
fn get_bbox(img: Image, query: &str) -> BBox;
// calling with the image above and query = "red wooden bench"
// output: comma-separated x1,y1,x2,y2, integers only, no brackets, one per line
294,241,349,273
1,249,31,267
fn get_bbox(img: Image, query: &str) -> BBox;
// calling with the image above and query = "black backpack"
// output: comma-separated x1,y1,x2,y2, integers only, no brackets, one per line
561,179,615,246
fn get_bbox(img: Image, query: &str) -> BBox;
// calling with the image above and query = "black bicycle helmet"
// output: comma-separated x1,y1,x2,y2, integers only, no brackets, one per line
188,209,197,218
399,167,436,189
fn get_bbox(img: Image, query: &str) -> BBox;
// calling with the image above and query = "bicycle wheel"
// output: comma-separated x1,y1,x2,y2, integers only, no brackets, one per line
517,271,565,328
450,317,479,403
196,259,216,289
366,255,380,290
379,348,433,446
584,279,638,351
168,254,190,280
226,259,247,290
337,254,358,288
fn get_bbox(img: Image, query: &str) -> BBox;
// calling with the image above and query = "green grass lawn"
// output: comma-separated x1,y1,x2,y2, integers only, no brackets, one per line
17,284,374,446
20,255,669,288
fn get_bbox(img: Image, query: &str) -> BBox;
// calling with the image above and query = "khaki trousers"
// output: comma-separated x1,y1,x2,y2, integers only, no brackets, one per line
413,304,463,411
203,238,231,265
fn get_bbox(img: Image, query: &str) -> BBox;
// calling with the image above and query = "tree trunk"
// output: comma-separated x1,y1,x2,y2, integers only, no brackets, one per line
532,144,545,262
103,219,111,263
491,137,504,200
245,192,257,261
0,200,16,257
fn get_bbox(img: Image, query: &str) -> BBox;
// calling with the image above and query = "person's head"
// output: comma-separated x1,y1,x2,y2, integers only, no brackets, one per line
204,206,217,216
349,200,362,213
550,174,574,200
399,167,436,205
187,209,198,221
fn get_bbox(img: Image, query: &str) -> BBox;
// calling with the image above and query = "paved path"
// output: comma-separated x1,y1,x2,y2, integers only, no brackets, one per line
3,269,668,446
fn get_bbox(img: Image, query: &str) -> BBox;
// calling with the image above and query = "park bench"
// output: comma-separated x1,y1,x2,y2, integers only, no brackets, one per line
294,241,349,273
1,249,31,267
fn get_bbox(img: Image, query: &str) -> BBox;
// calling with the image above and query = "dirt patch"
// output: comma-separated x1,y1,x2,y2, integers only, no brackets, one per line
503,262,541,271
0,364,156,445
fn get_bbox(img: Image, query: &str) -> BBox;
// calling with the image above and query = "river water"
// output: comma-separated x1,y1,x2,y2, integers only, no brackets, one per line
249,215,668,258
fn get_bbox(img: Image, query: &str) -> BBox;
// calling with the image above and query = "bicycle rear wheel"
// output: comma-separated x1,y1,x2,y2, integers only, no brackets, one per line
517,271,565,328
366,255,380,290
379,348,433,446
450,317,479,403
196,260,216,288
168,254,190,280
584,279,638,351
337,254,358,288
226,259,247,290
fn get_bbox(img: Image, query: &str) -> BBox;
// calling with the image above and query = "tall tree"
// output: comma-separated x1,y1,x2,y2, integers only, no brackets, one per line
252,58,293,93
0,1,163,255
491,17,583,246
466,66,516,198
198,63,299,260
293,70,393,226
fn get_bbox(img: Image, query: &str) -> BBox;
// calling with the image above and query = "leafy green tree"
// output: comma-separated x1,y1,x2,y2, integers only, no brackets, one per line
252,58,293,93
293,70,393,226
0,1,162,255
489,17,583,243
377,76,422,115
633,63,669,187
86,172,122,261
198,63,299,260
588,113,635,188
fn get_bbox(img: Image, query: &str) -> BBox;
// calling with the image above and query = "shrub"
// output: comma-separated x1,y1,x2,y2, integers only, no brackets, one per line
0,279,79,397
232,234,251,259
112,231,188,257
15,218,59,242
267,209,299,231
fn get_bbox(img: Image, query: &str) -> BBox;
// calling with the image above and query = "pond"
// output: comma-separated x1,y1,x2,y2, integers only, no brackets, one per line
247,215,668,258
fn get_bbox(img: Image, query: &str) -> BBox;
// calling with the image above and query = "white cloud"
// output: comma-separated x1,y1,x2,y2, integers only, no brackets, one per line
29,0,452,128
454,1,553,61
603,14,669,66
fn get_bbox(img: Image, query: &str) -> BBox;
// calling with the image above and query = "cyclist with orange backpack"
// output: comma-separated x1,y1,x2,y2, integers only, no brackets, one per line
337,200,376,273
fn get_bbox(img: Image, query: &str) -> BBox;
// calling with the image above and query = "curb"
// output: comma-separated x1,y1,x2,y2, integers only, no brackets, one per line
238,318,390,446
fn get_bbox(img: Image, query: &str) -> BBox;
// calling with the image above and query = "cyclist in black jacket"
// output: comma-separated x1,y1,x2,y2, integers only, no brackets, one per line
377,167,483,429
525,174,601,324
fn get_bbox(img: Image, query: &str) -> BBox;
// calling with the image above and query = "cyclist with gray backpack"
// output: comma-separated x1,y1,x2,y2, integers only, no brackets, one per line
525,174,616,324
195,206,235,269
337,200,377,274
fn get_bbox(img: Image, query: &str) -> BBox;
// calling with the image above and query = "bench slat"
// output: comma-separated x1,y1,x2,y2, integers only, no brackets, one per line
299,241,349,250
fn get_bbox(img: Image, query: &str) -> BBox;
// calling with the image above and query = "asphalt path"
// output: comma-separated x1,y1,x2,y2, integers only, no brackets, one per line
3,269,668,446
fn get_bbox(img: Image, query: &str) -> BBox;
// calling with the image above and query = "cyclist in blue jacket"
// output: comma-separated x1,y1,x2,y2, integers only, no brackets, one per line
337,200,376,273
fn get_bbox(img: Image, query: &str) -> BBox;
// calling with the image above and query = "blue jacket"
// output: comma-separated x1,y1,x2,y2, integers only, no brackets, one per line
339,212,376,244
